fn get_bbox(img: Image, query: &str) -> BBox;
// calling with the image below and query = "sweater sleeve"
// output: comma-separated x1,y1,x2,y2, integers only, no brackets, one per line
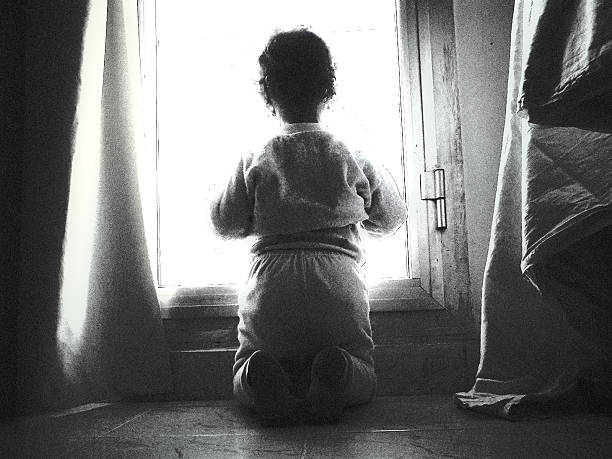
209,156,253,239
360,158,408,238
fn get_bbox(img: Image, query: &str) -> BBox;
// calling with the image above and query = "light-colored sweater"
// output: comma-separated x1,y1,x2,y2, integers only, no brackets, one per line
210,123,407,249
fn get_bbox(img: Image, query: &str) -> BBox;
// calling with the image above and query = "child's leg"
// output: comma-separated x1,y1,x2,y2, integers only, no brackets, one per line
233,350,302,425
234,249,376,424
232,353,256,409
307,345,376,422
301,252,377,411
343,349,377,406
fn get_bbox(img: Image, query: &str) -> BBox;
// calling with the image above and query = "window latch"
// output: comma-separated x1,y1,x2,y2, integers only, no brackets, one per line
420,168,447,229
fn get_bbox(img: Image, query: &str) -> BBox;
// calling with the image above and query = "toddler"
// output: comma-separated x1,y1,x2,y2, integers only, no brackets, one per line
210,29,407,425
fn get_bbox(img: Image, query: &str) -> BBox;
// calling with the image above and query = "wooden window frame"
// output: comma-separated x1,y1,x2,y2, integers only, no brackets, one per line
397,0,471,318
140,0,472,323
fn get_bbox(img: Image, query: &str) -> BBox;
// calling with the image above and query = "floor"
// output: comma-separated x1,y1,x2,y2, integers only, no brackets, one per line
2,395,611,458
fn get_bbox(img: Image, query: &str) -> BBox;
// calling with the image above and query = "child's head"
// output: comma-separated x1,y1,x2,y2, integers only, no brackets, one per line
258,28,335,120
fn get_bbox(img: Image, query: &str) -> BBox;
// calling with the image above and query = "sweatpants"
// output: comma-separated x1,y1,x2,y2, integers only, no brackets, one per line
233,249,377,407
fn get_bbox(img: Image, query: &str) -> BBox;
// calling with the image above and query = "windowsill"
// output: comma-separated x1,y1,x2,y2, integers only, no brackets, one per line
158,278,443,319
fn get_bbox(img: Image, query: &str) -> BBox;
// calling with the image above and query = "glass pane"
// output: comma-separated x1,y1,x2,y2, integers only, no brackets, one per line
156,0,408,286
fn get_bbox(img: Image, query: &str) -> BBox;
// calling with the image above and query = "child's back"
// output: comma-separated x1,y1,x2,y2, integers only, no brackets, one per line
211,124,406,242
210,29,407,426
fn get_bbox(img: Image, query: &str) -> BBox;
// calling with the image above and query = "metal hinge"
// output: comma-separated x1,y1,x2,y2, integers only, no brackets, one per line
420,168,447,229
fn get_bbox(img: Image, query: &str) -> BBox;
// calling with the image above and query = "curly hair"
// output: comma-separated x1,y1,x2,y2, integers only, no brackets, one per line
258,29,336,115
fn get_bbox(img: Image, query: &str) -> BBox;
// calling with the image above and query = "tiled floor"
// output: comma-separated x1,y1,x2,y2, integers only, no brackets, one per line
2,395,611,458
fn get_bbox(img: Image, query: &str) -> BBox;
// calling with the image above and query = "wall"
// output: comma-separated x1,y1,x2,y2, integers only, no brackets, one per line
453,0,515,321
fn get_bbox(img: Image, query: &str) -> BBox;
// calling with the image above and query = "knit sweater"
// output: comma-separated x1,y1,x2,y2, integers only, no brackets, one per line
210,123,407,248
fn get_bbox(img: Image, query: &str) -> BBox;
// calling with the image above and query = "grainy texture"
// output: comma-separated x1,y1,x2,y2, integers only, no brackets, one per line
163,310,476,351
3,395,610,458
163,309,478,400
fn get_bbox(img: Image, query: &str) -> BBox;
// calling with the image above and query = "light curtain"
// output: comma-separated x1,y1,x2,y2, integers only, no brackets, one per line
15,0,171,415
456,0,612,419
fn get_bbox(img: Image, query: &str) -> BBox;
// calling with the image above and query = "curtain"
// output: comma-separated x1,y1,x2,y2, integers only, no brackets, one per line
13,0,171,415
0,1,23,417
456,0,612,419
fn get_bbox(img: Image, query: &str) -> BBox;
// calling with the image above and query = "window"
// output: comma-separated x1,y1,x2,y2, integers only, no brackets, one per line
140,0,471,317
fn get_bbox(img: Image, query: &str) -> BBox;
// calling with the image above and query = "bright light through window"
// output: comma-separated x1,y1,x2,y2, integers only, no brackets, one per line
155,0,410,286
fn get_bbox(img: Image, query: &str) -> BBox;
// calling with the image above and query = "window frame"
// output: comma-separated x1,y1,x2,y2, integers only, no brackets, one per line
140,0,471,320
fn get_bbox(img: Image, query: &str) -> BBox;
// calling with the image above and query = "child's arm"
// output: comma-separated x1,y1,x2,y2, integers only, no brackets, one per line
359,159,408,238
209,156,253,239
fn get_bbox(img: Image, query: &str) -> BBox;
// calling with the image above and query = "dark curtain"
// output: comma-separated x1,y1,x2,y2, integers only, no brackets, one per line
0,1,24,417
2,0,171,416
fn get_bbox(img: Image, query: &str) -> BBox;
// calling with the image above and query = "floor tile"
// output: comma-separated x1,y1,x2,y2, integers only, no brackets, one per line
101,396,500,439
302,429,563,459
112,400,260,437
0,403,149,458
69,433,306,458
2,395,611,459
339,395,515,431
527,414,612,459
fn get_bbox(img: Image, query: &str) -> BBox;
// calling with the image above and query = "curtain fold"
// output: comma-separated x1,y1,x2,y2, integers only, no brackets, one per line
518,0,612,131
456,0,612,420
16,0,171,415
